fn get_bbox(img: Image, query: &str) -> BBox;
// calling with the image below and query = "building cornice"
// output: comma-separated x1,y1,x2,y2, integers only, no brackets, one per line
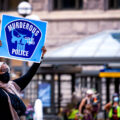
1,10,120,21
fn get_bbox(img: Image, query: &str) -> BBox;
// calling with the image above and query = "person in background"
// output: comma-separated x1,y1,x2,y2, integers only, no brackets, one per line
67,104,79,120
78,89,94,120
91,89,100,120
104,93,120,120
33,99,43,120
25,104,34,120
0,40,47,120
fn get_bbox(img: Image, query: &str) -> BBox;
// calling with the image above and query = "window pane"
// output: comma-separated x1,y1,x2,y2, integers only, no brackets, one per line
62,0,75,9
109,0,120,9
0,0,28,11
0,0,8,11
79,0,83,9
109,0,114,9
53,0,58,10
118,0,120,8
53,0,83,10
8,0,20,10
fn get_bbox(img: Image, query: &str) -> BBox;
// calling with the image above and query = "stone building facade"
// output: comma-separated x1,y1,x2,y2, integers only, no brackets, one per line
0,0,120,51
28,0,120,50
0,0,120,114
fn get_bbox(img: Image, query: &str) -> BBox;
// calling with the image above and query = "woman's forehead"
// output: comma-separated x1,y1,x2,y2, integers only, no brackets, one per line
0,62,4,66
0,62,10,73
0,63,7,68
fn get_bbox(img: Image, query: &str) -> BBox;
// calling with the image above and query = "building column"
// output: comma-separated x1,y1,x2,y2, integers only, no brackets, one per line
106,78,110,102
104,0,109,10
71,74,75,93
115,78,119,94
58,74,61,112
44,0,54,11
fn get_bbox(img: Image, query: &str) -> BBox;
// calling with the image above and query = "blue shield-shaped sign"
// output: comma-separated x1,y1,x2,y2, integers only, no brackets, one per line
0,15,47,62
5,20,42,58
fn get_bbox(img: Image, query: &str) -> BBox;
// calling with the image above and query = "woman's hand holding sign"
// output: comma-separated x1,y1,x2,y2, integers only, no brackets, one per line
41,46,47,58
0,40,2,46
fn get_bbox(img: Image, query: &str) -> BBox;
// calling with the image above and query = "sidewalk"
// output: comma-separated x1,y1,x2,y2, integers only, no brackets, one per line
97,112,105,120
44,115,61,120
43,113,106,120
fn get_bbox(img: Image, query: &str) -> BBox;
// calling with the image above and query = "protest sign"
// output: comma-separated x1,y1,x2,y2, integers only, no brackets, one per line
0,14,47,62
38,83,51,107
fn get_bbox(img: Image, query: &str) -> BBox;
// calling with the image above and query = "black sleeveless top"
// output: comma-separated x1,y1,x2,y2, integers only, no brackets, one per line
0,63,41,120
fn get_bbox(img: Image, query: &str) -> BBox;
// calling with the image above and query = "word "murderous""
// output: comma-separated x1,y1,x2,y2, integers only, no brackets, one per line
7,21,40,36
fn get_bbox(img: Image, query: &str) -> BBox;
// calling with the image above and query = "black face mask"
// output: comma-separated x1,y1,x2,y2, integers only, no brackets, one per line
0,72,10,83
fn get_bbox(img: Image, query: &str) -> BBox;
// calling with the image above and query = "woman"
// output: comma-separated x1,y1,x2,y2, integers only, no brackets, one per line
78,89,94,120
104,93,120,120
0,40,47,120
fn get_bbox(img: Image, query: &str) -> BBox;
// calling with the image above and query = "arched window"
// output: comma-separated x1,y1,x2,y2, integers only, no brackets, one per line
53,0,83,10
0,0,28,11
108,0,120,9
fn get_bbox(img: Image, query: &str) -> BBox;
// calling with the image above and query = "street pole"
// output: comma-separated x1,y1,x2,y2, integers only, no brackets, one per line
17,1,32,75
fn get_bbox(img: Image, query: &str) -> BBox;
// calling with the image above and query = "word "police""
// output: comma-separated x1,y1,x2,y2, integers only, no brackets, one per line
12,49,29,56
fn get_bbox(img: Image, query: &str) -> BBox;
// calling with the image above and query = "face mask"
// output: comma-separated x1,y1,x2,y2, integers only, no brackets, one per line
114,97,119,102
0,72,10,83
